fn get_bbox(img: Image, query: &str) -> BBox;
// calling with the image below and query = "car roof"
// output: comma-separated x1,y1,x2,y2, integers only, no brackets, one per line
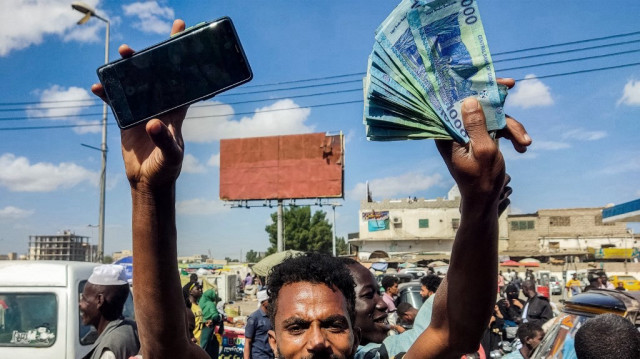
564,289,640,316
0,261,97,287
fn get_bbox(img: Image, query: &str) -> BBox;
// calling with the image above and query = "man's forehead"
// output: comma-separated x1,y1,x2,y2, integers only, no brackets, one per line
275,282,350,325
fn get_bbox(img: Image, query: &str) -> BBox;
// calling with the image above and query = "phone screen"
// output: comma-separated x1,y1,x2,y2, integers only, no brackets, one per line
98,18,252,128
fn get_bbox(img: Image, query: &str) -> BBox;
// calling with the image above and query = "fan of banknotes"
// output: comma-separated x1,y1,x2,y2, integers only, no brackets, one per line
363,0,507,143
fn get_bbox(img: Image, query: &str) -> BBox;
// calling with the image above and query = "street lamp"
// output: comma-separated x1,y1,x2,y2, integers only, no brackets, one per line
73,2,109,263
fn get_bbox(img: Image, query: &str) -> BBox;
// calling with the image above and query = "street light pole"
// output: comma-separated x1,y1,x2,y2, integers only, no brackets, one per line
73,2,109,263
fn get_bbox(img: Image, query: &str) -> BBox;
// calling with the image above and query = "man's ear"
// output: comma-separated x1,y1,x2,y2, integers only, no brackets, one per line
268,329,279,357
96,293,105,309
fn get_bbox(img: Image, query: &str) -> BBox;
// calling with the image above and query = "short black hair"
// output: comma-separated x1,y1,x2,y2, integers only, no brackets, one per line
575,314,640,359
381,275,399,291
420,274,442,292
190,273,198,282
516,322,543,343
267,252,356,327
396,302,415,317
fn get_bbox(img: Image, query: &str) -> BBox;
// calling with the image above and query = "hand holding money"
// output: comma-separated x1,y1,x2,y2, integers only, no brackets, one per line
364,0,506,143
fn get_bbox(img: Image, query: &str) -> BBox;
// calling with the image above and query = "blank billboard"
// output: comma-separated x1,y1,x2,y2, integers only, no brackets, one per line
220,132,344,200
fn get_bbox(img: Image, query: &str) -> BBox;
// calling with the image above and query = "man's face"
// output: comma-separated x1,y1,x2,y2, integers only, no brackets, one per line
526,330,544,350
348,264,388,345
268,282,358,359
388,282,399,296
190,285,202,300
420,284,430,300
506,289,519,300
79,283,101,327
522,284,535,298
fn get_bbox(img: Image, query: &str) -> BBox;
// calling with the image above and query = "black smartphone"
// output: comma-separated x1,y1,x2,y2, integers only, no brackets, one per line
97,17,252,129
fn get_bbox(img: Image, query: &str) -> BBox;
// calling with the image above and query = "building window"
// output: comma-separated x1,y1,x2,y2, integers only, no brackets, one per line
549,216,570,226
549,241,560,249
511,220,535,231
418,219,429,228
452,218,460,230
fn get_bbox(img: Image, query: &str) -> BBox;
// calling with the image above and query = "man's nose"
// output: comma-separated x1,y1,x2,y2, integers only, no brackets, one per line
306,324,330,353
376,294,388,312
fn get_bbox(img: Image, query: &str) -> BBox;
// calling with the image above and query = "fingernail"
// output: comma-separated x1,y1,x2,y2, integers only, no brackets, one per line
463,98,479,111
524,134,531,142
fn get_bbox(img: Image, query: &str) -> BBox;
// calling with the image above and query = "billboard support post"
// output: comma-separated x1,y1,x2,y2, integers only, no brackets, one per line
277,199,284,252
332,204,337,257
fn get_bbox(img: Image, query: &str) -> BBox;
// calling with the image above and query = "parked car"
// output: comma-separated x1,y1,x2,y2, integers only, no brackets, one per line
530,289,640,359
610,274,640,291
395,282,423,310
398,268,427,279
549,275,562,295
0,261,134,358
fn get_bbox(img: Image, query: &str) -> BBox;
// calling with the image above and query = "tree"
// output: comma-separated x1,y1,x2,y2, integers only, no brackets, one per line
102,255,113,264
225,257,239,263
265,206,333,254
246,249,261,263
335,236,349,256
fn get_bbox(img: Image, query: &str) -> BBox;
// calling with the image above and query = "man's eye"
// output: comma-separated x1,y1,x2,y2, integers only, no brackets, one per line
362,291,374,299
286,326,304,335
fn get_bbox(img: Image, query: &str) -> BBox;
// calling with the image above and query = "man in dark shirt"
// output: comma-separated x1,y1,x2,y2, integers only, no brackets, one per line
244,290,274,359
520,280,553,327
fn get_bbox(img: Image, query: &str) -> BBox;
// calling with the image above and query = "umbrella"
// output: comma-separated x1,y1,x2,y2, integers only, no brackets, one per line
251,250,303,277
519,258,541,267
500,260,521,267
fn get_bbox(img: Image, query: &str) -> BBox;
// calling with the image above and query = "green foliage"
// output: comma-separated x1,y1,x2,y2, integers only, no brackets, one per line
225,257,239,263
103,255,113,264
335,236,349,256
265,206,334,254
246,249,262,263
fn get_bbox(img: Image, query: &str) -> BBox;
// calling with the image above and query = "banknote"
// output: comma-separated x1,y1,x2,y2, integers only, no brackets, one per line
363,0,506,143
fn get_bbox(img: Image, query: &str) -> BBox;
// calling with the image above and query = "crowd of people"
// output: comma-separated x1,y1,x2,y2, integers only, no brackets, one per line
77,18,640,359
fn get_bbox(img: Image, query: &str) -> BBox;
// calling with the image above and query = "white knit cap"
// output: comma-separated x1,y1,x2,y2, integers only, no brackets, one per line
88,264,128,285
257,290,269,304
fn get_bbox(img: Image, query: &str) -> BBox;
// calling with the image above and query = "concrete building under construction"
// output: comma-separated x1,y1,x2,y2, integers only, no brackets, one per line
28,230,96,262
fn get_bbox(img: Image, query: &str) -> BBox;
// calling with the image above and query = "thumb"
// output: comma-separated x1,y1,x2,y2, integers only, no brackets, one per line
461,98,495,155
146,119,183,165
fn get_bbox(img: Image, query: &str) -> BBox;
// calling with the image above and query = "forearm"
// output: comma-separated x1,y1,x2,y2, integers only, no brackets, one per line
412,197,499,357
243,339,252,359
131,185,191,357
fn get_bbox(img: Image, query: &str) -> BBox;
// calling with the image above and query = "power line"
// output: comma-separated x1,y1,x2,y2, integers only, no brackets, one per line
498,48,640,73
3,60,640,127
0,88,363,121
2,30,639,107
492,30,640,56
0,100,363,131
493,38,640,64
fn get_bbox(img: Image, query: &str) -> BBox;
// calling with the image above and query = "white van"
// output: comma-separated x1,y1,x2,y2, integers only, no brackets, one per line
0,261,134,358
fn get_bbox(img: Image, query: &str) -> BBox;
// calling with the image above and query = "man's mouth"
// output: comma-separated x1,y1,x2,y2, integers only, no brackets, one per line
373,313,388,326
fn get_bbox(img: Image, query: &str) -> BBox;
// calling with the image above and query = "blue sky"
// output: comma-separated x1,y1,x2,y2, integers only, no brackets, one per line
0,0,639,258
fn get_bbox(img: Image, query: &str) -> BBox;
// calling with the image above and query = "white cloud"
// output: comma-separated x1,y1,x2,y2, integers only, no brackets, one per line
598,156,640,176
508,74,554,109
182,99,315,143
182,154,206,174
348,172,443,200
533,141,570,151
176,198,229,215
617,80,640,106
562,128,607,141
0,0,104,56
207,153,220,167
0,206,34,219
27,85,101,134
122,1,174,35
0,153,98,192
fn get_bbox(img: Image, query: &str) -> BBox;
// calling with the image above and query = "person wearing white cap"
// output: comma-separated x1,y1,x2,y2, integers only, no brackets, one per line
244,290,274,359
80,264,140,359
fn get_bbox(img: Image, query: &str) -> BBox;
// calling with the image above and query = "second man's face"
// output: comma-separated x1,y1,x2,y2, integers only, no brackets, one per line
348,264,389,345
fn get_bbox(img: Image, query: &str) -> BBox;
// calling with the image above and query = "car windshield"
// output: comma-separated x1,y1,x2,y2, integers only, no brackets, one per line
0,293,57,347
618,276,637,281
532,314,588,358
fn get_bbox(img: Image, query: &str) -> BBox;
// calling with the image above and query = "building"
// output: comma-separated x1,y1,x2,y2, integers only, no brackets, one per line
351,186,509,257
28,230,96,261
112,249,133,262
507,207,633,257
